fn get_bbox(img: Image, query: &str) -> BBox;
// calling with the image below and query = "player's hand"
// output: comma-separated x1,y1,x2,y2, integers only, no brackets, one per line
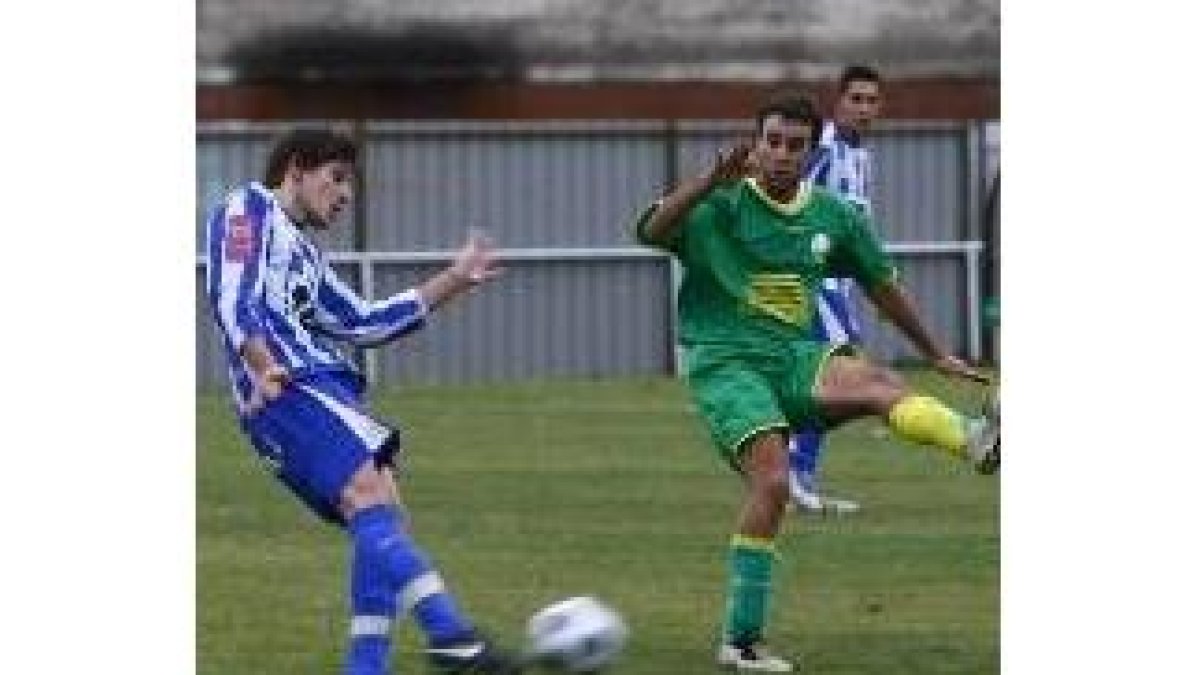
707,143,755,187
450,230,503,286
932,355,994,385
247,364,290,414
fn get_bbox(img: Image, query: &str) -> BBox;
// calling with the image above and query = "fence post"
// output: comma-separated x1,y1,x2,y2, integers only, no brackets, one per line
965,243,983,363
663,119,682,376
360,255,379,386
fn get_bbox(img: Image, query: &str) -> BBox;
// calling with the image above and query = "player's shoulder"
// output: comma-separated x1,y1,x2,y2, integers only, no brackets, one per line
806,184,852,212
806,185,870,228
690,182,745,220
709,181,746,204
221,181,277,221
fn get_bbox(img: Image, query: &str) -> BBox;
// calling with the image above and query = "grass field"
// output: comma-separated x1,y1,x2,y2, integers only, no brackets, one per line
197,371,998,674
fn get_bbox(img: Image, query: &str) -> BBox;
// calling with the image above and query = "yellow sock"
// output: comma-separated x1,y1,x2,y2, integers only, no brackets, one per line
887,394,968,459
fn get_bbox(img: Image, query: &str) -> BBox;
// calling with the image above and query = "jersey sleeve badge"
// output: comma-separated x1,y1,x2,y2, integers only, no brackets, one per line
224,214,256,262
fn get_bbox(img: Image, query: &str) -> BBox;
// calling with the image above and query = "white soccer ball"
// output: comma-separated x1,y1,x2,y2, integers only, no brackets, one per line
526,596,629,672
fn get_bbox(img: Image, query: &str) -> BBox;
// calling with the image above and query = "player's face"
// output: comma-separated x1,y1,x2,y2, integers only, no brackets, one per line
753,114,814,195
297,160,354,229
835,79,882,133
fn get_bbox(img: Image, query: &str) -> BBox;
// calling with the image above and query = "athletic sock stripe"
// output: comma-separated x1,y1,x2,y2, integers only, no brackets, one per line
350,615,393,637
399,571,446,614
730,534,776,552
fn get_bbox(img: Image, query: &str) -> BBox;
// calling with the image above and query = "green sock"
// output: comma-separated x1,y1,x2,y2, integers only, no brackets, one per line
722,535,776,644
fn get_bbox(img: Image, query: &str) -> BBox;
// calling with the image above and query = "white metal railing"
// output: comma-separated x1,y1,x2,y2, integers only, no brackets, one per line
196,241,985,381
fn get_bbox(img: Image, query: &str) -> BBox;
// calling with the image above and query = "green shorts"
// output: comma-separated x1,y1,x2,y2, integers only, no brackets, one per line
682,340,854,468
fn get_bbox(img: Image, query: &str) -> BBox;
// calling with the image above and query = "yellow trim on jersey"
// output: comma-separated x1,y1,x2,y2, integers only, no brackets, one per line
745,177,811,216
729,420,787,456
730,534,777,553
746,273,808,325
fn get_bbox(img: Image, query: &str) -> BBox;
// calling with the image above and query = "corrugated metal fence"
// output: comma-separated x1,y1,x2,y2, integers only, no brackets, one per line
197,119,993,388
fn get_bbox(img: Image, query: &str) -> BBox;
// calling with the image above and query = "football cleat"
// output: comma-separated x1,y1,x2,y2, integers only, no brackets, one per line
717,640,795,672
967,391,1000,475
426,635,523,674
789,470,860,515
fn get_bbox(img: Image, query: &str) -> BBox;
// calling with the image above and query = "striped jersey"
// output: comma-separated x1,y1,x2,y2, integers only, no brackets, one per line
803,121,877,344
805,120,873,214
205,182,427,415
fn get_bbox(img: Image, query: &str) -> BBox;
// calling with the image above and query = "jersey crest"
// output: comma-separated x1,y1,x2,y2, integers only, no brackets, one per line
224,214,255,262
810,232,831,265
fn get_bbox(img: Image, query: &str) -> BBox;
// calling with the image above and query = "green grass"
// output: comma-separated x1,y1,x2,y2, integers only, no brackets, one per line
197,371,998,673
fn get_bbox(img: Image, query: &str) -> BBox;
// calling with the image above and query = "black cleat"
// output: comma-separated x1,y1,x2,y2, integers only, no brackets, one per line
426,635,524,674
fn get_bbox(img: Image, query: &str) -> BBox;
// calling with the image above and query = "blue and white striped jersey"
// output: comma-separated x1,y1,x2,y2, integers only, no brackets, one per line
205,182,427,414
805,120,873,215
803,120,876,344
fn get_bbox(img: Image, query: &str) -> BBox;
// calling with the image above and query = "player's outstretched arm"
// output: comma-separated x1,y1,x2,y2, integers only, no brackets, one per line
307,231,499,347
417,230,502,311
865,280,991,384
640,143,752,246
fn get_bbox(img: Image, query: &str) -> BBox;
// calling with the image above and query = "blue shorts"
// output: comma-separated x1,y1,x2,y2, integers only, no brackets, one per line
240,369,401,525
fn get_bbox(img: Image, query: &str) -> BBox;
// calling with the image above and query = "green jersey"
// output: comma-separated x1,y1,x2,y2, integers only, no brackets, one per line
636,178,897,348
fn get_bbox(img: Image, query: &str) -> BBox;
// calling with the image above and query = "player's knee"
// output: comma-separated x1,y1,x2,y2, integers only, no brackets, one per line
340,463,396,514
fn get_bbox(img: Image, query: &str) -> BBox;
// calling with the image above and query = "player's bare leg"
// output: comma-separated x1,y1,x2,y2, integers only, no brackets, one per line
816,355,999,472
737,432,792,538
717,431,795,672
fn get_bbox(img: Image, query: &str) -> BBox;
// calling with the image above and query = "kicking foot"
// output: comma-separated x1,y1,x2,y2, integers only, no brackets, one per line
717,640,795,672
427,634,523,674
967,391,1000,475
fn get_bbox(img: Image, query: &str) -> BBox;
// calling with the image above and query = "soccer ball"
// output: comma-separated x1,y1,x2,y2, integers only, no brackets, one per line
526,596,629,672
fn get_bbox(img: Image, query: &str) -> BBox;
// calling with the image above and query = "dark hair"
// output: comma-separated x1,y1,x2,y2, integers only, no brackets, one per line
838,65,881,93
754,92,821,135
263,128,358,188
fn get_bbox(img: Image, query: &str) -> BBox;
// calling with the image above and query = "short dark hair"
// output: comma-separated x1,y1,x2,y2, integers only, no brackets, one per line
263,128,358,188
838,65,881,92
754,92,821,135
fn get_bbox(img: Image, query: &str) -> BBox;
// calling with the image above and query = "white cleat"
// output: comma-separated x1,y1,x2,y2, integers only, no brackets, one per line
966,391,1000,475
717,641,795,672
789,471,860,516
820,496,861,515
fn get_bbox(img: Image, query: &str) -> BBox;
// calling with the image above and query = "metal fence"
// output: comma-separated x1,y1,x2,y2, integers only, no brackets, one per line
197,119,994,388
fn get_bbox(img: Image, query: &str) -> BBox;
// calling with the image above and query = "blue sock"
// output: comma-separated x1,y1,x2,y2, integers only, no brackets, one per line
789,427,824,477
346,628,391,675
348,505,475,646
344,536,398,675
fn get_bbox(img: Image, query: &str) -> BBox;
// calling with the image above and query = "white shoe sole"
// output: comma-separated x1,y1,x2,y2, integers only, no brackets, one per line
717,645,795,672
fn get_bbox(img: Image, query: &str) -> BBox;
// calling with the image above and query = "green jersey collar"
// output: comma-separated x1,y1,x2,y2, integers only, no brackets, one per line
745,177,811,216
